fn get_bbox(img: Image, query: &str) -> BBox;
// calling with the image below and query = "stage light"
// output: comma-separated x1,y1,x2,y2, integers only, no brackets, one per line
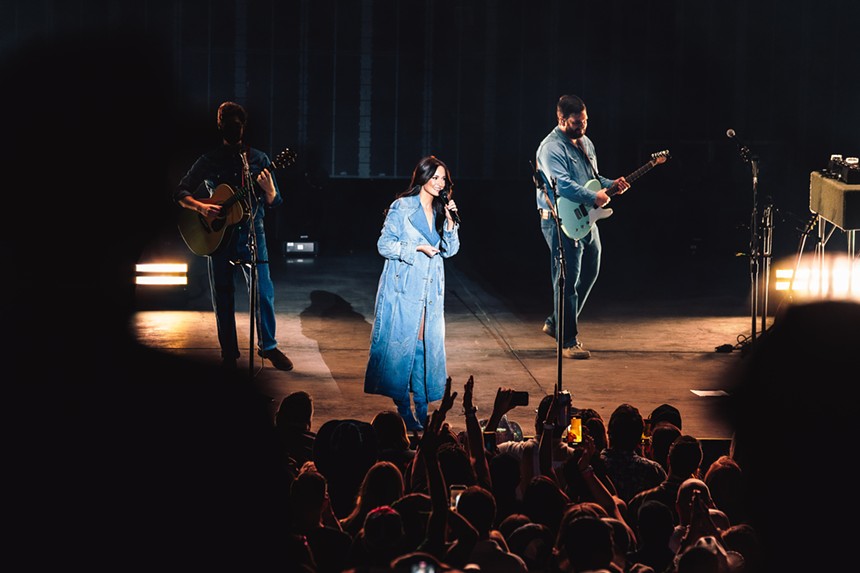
135,263,188,286
772,254,859,301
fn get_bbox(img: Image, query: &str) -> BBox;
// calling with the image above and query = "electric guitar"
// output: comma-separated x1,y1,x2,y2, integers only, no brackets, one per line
554,149,670,240
178,148,296,256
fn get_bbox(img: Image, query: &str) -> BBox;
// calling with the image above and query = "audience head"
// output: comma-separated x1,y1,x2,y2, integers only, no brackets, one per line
667,434,704,479
489,451,521,495
608,403,646,451
584,416,609,453
391,493,432,553
676,478,714,526
361,505,407,564
499,513,532,542
438,441,478,487
721,523,763,573
289,468,327,514
676,535,744,573
649,422,682,471
372,410,411,451
276,391,313,431
523,476,571,535
649,403,682,431
556,515,614,573
636,499,675,546
313,419,378,518
703,454,746,525
455,485,497,537
507,522,554,573
355,460,405,513
602,516,633,568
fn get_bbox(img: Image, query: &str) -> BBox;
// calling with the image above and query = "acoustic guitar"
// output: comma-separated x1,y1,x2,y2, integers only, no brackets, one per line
178,148,296,256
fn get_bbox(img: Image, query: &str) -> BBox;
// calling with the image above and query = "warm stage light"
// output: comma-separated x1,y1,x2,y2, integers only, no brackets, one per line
135,263,188,286
773,254,859,301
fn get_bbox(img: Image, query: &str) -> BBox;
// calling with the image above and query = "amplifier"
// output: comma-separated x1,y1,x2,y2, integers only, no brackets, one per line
809,171,860,230
283,240,318,256
826,155,860,184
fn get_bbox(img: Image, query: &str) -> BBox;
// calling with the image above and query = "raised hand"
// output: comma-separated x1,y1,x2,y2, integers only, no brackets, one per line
463,375,475,413
492,387,516,416
439,376,457,418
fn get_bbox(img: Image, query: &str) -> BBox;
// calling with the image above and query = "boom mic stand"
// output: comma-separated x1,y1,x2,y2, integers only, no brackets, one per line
734,132,772,348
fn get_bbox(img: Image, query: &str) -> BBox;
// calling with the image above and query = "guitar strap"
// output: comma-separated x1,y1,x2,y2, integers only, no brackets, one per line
575,138,600,180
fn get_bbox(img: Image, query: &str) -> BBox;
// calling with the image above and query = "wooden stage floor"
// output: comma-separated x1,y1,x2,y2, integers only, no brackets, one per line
133,250,766,445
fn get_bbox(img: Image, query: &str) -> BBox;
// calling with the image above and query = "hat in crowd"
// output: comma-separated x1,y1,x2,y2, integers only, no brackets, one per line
649,403,682,430
312,419,378,478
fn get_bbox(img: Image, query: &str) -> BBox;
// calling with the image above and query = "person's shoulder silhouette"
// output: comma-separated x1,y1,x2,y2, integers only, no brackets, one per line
4,30,289,570
720,300,860,571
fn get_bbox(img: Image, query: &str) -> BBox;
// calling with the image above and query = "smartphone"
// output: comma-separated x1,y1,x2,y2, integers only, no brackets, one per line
449,484,466,510
511,391,529,407
483,430,497,451
567,415,582,444
412,562,436,573
641,417,652,448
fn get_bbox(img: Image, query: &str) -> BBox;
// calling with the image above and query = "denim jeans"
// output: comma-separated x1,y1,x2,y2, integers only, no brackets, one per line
208,218,278,360
540,217,601,348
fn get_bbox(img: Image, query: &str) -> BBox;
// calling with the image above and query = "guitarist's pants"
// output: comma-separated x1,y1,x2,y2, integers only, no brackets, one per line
208,226,279,359
540,218,601,348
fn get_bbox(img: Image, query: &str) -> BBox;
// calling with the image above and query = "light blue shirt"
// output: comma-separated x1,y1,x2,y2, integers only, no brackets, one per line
534,126,614,211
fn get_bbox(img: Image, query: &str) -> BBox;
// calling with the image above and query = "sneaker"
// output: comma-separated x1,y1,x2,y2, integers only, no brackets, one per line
562,342,591,359
542,323,556,338
258,347,294,371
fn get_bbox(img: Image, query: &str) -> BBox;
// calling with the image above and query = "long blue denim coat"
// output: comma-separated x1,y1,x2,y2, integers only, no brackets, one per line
364,194,460,403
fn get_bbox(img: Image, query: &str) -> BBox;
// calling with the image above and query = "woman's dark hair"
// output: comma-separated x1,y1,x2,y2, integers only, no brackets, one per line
395,155,454,233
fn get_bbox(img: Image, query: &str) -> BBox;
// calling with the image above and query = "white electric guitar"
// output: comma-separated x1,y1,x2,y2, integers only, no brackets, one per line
551,149,670,240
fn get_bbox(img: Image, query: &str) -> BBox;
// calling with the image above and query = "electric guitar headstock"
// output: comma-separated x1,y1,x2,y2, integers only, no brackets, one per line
651,149,671,165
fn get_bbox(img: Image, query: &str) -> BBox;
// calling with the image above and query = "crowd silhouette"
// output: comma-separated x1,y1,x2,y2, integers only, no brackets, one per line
274,294,860,573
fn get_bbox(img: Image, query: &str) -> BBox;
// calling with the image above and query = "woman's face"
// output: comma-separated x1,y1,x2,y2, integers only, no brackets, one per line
421,165,448,198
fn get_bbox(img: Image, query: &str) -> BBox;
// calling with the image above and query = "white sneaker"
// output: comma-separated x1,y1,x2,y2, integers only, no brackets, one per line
562,342,591,359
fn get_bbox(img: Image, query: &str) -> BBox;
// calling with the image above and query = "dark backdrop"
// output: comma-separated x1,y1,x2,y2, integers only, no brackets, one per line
4,0,858,309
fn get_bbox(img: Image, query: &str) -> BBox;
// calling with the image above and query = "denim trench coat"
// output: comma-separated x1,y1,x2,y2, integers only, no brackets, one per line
364,194,460,403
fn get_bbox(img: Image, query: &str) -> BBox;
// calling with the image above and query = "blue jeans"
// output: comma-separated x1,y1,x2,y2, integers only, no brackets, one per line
208,219,278,360
394,340,428,431
540,217,601,348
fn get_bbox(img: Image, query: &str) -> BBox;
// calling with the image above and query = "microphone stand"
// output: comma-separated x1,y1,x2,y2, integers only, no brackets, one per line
238,149,262,380
532,161,565,393
739,142,770,346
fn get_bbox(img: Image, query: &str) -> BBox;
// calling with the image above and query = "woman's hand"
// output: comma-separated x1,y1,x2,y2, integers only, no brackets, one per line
417,244,440,258
445,198,458,221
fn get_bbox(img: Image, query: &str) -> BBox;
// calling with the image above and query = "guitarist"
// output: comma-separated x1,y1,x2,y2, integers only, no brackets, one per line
174,101,293,371
534,94,630,359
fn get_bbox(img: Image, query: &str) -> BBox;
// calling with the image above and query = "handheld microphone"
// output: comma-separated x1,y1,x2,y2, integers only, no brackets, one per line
439,188,460,225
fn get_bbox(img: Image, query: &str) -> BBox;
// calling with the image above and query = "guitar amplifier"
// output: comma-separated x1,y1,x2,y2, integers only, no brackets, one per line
809,171,860,230
283,240,318,256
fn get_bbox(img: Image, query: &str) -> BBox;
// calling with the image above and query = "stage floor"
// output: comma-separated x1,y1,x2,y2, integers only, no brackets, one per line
133,249,765,444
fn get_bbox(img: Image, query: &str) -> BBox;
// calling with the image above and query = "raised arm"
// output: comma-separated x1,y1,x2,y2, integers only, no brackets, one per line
462,376,492,491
